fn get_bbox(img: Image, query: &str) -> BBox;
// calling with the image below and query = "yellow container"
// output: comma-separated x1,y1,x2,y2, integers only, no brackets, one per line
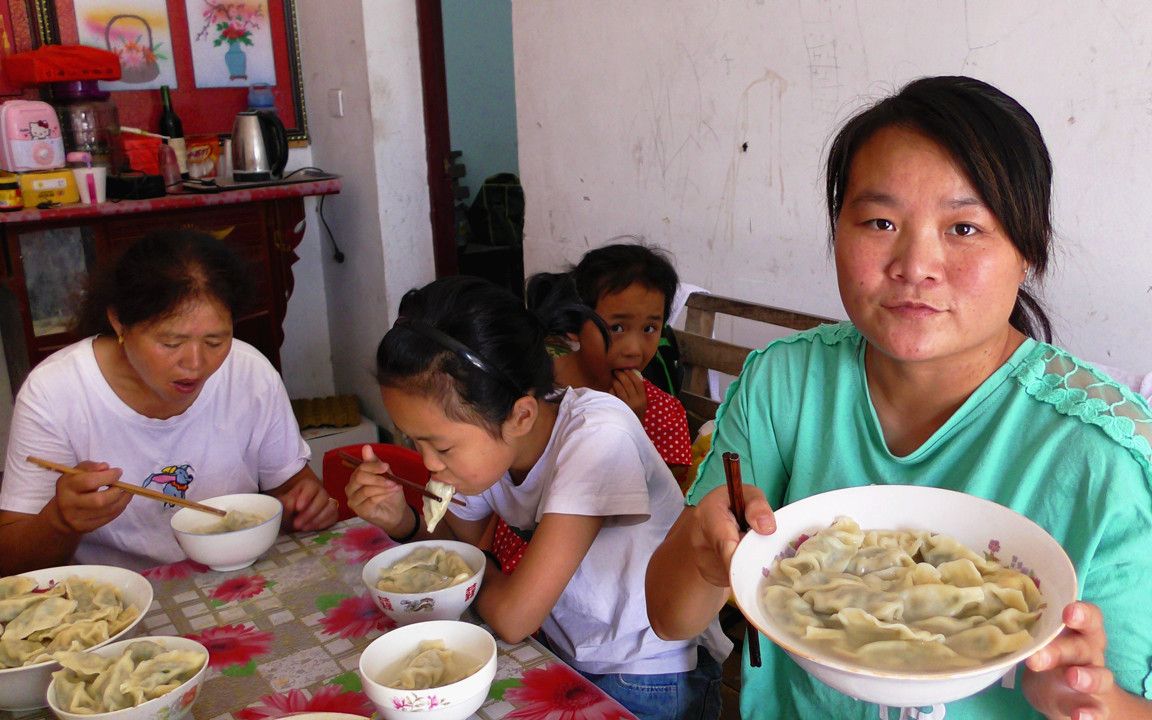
18,168,79,208
0,171,22,211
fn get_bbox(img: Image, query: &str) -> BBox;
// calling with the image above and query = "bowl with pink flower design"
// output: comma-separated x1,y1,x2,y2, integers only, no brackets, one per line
359,620,497,720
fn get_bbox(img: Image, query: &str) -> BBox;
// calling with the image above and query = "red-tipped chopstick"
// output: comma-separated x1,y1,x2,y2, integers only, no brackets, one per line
337,450,465,506
723,451,762,668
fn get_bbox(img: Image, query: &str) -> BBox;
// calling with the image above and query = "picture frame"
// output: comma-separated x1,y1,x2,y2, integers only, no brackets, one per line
29,0,308,143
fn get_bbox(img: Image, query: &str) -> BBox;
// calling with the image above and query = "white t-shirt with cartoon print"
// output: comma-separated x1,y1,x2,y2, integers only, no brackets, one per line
0,338,309,570
452,386,731,675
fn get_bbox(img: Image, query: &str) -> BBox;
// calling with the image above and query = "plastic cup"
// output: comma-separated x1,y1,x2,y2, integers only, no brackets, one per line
71,167,107,204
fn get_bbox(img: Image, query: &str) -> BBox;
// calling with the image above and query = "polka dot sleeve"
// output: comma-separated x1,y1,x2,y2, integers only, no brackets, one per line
641,379,693,466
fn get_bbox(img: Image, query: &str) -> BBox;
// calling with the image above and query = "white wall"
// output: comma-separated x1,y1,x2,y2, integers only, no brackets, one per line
513,1,1152,373
295,0,436,432
279,147,336,400
442,0,519,198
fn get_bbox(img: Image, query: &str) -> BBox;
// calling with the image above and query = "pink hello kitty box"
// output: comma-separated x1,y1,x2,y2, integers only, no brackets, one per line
0,100,65,172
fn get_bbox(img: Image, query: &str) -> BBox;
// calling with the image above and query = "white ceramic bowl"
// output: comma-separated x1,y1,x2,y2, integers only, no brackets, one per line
362,540,485,626
358,620,497,720
170,493,283,571
46,635,208,720
730,485,1078,707
0,565,153,711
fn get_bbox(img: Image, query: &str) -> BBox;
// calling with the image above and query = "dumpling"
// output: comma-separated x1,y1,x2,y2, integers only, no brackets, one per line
423,480,456,532
387,639,481,690
377,547,474,593
2,597,78,641
0,638,45,668
0,576,36,600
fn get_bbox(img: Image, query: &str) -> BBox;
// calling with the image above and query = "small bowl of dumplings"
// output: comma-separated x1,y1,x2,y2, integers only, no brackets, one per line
358,619,497,720
46,635,208,720
362,539,486,626
728,485,1078,708
170,492,283,572
0,565,153,711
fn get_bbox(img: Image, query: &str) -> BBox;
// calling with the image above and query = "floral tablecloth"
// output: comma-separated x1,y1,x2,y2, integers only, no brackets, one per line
8,519,635,720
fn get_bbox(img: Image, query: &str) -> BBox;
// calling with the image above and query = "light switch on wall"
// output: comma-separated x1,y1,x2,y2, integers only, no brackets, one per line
327,89,345,118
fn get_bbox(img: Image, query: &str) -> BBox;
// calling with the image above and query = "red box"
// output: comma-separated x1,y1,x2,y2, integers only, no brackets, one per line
121,133,161,175
3,45,121,86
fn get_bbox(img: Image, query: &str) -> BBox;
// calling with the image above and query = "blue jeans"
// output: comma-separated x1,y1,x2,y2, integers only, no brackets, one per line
579,646,723,720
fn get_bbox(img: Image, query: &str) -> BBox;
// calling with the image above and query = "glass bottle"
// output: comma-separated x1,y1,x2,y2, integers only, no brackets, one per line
159,139,182,193
158,85,188,179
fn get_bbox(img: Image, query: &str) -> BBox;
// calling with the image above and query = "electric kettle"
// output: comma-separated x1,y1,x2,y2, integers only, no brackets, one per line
230,110,287,182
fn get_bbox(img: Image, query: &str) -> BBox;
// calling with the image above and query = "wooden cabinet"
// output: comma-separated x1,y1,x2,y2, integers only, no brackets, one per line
0,179,340,391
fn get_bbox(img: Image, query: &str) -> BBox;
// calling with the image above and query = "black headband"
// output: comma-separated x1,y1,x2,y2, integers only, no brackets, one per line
394,316,521,393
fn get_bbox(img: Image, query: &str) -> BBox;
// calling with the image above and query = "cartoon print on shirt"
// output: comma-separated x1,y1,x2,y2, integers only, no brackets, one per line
143,464,195,507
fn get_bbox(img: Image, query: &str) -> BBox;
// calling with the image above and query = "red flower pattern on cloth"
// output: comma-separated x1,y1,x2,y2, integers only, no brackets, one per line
327,525,395,563
141,558,209,580
493,380,692,575
211,575,267,603
319,595,394,638
235,685,375,720
505,662,633,720
183,624,273,668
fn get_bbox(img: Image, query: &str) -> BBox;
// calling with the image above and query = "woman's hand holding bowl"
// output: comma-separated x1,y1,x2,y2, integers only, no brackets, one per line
1023,601,1142,720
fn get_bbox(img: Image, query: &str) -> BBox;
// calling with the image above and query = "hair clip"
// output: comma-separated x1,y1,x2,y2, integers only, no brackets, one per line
394,317,521,393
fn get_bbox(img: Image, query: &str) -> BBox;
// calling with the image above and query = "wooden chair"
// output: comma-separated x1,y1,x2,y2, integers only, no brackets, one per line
674,292,837,435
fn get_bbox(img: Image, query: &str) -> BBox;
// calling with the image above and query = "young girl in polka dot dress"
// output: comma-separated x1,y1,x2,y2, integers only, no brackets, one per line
493,243,693,574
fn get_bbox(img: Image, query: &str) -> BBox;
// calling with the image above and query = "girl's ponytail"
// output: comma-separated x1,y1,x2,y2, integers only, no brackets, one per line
525,271,609,348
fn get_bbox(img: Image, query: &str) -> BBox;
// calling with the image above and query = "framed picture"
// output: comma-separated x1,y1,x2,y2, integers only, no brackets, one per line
30,0,307,143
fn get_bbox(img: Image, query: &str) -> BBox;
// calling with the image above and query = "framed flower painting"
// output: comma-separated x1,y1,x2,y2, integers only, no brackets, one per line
31,0,307,142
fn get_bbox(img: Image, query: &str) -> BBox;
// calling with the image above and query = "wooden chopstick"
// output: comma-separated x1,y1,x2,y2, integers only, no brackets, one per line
26,455,228,518
337,450,465,506
722,451,762,668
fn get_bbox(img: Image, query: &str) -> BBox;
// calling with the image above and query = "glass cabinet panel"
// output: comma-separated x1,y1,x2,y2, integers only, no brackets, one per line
18,227,95,337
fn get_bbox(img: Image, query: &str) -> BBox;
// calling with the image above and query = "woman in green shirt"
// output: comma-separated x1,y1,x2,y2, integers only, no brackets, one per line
647,76,1152,720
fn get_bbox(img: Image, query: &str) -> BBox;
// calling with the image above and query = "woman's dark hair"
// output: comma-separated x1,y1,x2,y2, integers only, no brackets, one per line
378,276,578,433
825,75,1053,341
75,228,253,335
571,241,680,322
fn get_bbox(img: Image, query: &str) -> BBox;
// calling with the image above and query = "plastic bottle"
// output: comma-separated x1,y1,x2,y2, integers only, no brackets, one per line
158,85,188,179
159,139,181,193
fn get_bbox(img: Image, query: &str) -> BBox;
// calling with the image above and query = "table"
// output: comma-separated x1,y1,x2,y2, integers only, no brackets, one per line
9,519,635,720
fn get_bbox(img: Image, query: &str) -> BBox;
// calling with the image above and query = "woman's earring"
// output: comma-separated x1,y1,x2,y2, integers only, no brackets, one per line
117,334,124,345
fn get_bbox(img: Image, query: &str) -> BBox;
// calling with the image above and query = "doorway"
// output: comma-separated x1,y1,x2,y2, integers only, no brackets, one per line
416,0,523,296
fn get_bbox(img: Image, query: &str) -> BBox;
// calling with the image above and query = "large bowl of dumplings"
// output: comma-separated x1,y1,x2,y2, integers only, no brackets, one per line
363,540,486,626
729,485,1078,707
170,492,283,572
0,565,153,711
46,635,208,720
358,619,497,720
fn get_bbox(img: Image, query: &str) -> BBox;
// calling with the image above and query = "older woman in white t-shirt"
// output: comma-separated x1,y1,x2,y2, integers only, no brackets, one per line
0,229,338,573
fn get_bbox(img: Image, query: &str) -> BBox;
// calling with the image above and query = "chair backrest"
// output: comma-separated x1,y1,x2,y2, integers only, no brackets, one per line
321,443,431,520
674,293,836,435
